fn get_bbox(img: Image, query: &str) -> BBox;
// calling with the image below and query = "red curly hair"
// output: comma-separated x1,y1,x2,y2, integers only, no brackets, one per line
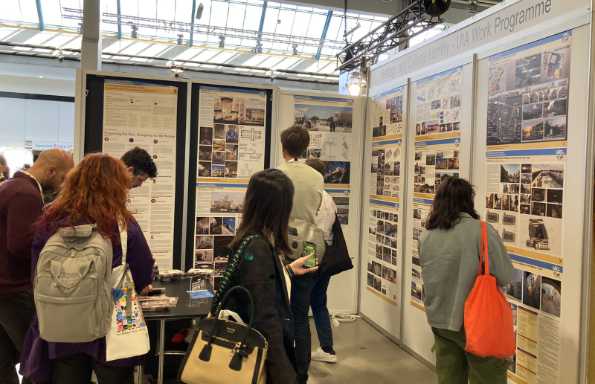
38,153,133,239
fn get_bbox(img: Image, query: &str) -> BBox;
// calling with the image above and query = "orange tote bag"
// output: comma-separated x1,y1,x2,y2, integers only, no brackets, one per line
463,221,515,358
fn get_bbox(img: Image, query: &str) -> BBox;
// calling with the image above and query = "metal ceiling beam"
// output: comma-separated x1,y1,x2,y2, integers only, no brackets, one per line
337,0,441,72
35,0,44,31
116,0,122,39
256,0,268,53
189,0,197,46
315,10,332,61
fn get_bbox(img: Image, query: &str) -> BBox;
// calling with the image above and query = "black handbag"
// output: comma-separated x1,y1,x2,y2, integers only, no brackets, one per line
319,215,353,276
179,285,268,384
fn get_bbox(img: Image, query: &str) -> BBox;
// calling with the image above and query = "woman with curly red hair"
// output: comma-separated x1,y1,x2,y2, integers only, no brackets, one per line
20,153,155,384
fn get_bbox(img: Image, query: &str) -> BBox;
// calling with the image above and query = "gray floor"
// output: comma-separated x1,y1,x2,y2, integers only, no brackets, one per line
309,319,436,384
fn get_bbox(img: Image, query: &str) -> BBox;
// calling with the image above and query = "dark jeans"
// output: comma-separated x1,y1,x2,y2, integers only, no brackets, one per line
310,273,333,351
0,291,35,384
51,354,133,384
291,274,316,384
432,328,509,384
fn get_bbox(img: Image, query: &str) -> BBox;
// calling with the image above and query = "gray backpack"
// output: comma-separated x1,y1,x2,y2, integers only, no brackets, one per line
34,224,113,343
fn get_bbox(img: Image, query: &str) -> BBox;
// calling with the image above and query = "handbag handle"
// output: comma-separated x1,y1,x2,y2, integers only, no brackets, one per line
215,285,256,329
199,285,258,371
479,221,490,276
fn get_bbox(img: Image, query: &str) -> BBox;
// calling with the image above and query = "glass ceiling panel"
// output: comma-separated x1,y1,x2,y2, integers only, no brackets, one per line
0,0,392,77
243,5,261,31
209,2,230,28
227,3,246,29
306,13,326,39
0,0,39,25
262,4,279,34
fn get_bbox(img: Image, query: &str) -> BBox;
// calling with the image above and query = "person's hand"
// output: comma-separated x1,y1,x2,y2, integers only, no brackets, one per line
140,284,153,296
289,254,318,276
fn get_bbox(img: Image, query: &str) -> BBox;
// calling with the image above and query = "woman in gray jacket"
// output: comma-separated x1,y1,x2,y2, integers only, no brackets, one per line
419,177,513,384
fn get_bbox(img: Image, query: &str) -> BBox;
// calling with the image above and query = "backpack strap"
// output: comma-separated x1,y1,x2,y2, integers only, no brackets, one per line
211,234,261,313
479,221,489,276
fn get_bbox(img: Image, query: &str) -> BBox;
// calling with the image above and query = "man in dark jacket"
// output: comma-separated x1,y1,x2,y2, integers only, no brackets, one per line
0,148,73,384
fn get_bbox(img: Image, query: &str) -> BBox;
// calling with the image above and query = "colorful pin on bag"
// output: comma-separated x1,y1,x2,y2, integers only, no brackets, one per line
463,221,515,358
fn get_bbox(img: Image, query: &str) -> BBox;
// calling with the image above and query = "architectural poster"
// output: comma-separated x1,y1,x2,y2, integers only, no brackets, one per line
195,86,267,290
101,81,178,271
485,31,571,384
294,96,353,224
409,66,464,310
366,85,406,303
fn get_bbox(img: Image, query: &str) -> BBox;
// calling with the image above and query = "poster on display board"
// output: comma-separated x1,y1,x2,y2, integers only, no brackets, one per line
408,66,464,310
194,86,267,290
365,85,407,304
484,31,571,384
101,81,178,271
293,96,354,224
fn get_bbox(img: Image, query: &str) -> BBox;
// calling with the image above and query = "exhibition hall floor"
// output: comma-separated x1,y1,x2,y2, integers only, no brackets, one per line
310,320,436,384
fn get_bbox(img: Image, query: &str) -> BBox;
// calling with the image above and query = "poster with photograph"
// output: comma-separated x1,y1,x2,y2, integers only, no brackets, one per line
485,159,565,384
371,85,407,139
410,200,432,309
487,32,572,148
414,67,463,139
365,84,405,304
483,34,571,384
408,67,464,310
194,87,268,284
294,95,354,222
101,81,178,271
485,161,564,260
366,201,400,303
371,141,402,199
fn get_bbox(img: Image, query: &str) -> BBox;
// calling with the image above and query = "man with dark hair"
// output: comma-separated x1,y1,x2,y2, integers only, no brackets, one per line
0,149,73,384
278,125,324,384
121,147,158,188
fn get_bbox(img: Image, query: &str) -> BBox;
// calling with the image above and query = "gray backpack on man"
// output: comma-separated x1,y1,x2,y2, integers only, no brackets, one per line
34,224,113,343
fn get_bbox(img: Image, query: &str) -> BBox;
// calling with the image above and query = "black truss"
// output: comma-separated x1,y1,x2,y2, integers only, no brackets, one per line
337,0,442,72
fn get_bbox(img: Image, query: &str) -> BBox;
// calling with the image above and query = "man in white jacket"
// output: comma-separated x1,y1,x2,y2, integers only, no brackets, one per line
278,125,324,383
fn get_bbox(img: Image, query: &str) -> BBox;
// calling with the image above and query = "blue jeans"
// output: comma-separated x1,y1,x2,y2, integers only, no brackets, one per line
310,273,333,351
291,274,316,384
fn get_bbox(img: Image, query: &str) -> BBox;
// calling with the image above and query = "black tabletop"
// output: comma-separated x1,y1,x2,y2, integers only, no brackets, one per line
144,277,212,321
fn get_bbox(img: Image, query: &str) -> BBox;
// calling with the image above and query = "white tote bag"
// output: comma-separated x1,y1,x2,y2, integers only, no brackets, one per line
105,222,150,361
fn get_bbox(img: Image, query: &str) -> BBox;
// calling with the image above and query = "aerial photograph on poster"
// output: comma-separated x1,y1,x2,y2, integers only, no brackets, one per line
487,32,571,146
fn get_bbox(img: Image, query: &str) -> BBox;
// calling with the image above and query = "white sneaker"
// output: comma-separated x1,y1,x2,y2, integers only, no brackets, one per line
311,347,337,363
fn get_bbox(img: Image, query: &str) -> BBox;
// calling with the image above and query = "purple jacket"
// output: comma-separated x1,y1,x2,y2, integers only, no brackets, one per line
20,218,155,383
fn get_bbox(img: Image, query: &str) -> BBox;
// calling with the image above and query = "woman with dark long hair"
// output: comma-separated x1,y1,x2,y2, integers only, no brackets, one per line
420,177,513,384
213,168,317,384
20,153,155,384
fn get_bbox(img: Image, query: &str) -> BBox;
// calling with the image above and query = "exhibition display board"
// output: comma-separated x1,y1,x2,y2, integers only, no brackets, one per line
403,60,475,361
186,84,273,289
473,25,590,384
82,75,188,271
360,82,407,337
276,91,364,314
365,0,592,382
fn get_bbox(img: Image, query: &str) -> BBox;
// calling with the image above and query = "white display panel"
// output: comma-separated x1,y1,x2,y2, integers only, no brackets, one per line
401,61,475,363
276,91,364,314
359,83,408,338
473,26,590,384
193,86,268,291
101,81,178,271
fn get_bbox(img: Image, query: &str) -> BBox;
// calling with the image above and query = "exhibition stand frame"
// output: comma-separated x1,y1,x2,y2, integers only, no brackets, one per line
72,0,595,380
